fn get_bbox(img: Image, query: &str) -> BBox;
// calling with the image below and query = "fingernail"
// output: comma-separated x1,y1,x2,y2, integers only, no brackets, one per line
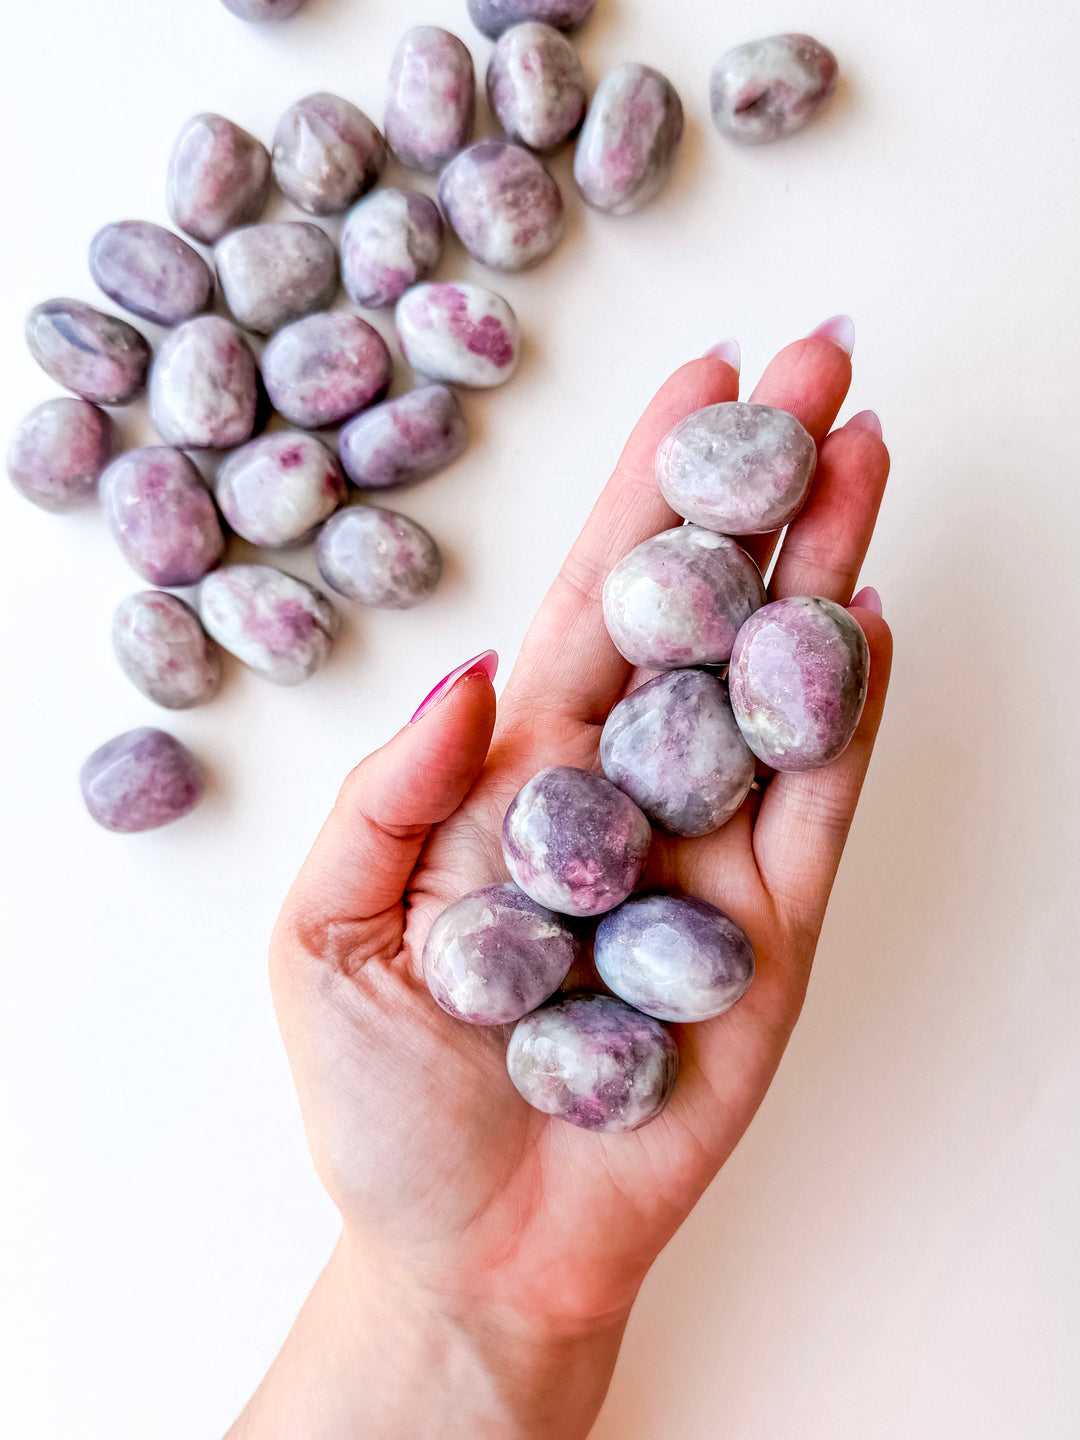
846,409,882,438
410,650,499,724
705,339,741,373
808,315,855,356
850,586,882,616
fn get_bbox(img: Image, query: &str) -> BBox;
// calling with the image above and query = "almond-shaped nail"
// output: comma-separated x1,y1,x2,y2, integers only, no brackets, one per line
846,409,882,438
850,586,882,616
410,650,499,724
705,339,741,373
808,314,855,356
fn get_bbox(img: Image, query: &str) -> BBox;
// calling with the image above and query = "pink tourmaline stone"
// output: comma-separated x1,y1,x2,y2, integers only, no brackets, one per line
7,398,113,512
80,728,203,833
710,34,839,145
385,27,476,173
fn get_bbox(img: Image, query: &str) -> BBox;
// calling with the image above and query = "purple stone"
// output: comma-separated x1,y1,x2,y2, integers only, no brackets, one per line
486,23,587,152
728,596,870,771
337,385,467,490
468,0,596,41
506,993,677,1133
423,882,577,1025
216,222,338,335
600,670,755,838
438,140,564,272
602,526,766,669
199,564,337,685
220,0,307,17
711,34,839,145
112,591,222,709
101,447,225,586
261,312,393,430
26,299,149,406
89,221,213,328
316,505,442,609
166,113,271,245
215,432,346,547
80,728,203,833
272,93,386,216
395,283,520,389
574,63,684,215
385,27,476,174
7,398,113,512
149,316,258,450
340,189,444,309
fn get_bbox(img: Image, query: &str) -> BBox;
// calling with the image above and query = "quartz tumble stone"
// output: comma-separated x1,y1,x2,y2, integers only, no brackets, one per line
112,591,222,709
272,93,386,216
26,299,149,406
261,312,393,429
150,316,258,450
396,283,520,389
385,26,476,173
574,63,684,215
80,727,203,833
101,447,225,586
423,882,577,1025
316,505,442,609
711,34,839,145
337,385,467,490
468,0,596,41
200,564,337,685
89,221,213,327
216,222,339,335
438,140,564,272
167,113,271,245
220,0,308,17
215,432,346,548
486,23,588,152
340,189,444,309
7,398,113,512
507,993,677,1133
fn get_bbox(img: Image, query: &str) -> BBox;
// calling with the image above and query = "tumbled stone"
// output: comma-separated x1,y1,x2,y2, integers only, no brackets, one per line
220,0,307,17
574,63,683,215
112,592,222,709
101,447,225,586
710,34,838,145
261,312,393,429
272,92,386,216
316,505,442,609
80,728,203,833
89,221,213,328
468,0,596,40
507,993,677,1133
728,596,869,771
215,432,345,548
6,398,113,512
337,385,467,490
439,140,564,272
603,526,765,669
385,26,476,173
396,283,519,388
600,670,754,838
166,112,271,244
340,189,444,309
200,565,336,685
216,222,338,335
150,316,258,450
486,22,587,151
26,299,149,406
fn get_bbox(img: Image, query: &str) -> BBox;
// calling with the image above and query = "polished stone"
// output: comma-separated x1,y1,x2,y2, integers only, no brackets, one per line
6,398,113,512
468,0,595,40
216,222,338,335
149,316,258,450
112,591,222,709
438,140,564,271
711,34,839,145
316,505,442,609
166,112,271,244
337,384,467,490
340,189,444,309
574,63,683,215
199,564,337,685
395,283,519,388
26,299,149,406
80,728,203,833
486,22,587,151
215,432,346,547
101,446,225,586
385,26,476,173
89,220,213,327
272,92,386,215
261,312,393,429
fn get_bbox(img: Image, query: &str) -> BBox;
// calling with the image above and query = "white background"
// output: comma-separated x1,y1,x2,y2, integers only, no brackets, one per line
2,0,1079,1435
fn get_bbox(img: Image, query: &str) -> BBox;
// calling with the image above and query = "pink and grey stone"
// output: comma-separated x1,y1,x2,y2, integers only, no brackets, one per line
149,316,258,450
438,140,564,272
80,728,203,834
215,432,346,548
6,398,112,512
25,299,149,406
272,93,386,216
486,24,587,152
468,0,596,41
101,447,225,586
384,27,476,174
199,564,337,685
502,766,651,918
656,402,818,536
396,283,520,389
574,63,684,216
112,591,222,710
89,221,213,328
710,34,839,145
506,993,677,1133
728,596,869,771
166,113,271,245
337,385,467,490
220,0,307,18
316,505,442,609
216,222,338,335
341,190,444,310
602,526,766,669
261,312,393,430
600,670,755,838
423,882,577,1026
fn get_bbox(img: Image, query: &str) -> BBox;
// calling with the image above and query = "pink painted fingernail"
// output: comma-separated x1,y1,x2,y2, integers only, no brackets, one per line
846,409,882,438
808,315,855,356
705,339,741,373
850,586,883,616
410,650,499,724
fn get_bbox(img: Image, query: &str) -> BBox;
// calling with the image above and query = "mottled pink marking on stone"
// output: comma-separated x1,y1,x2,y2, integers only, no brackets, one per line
442,287,515,365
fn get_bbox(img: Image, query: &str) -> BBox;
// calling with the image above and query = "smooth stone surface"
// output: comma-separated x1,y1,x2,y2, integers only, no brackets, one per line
220,0,307,17
199,564,337,685
316,505,442,609
423,882,576,1025
340,189,444,309
89,221,213,327
215,432,346,547
728,596,870,771
469,0,596,40
600,670,755,838
574,62,684,215
438,140,564,271
506,993,677,1133
603,526,766,669
149,316,258,450
385,26,475,173
395,283,520,388
25,299,149,406
711,34,839,145
261,312,393,429
216,222,338,335
272,92,386,216
486,24,587,151
6,398,112,512
112,592,222,710
80,728,203,833
337,385,467,490
502,765,651,918
101,447,225,586
166,112,271,245
656,402,818,535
